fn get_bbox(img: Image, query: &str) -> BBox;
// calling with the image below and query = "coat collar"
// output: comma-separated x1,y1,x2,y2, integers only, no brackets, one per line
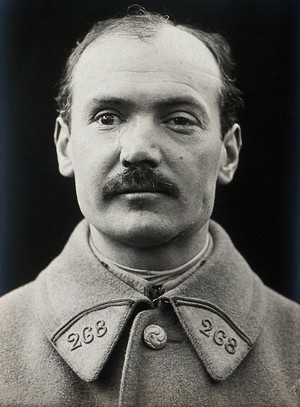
34,220,267,382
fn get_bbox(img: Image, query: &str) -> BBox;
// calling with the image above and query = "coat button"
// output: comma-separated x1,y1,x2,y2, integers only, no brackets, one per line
143,325,167,349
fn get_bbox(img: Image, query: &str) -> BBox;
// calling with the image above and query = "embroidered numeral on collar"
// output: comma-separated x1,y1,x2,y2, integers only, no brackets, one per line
172,298,252,381
51,301,134,382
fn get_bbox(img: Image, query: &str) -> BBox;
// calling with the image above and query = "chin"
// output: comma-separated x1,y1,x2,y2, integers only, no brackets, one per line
99,216,178,248
118,225,177,248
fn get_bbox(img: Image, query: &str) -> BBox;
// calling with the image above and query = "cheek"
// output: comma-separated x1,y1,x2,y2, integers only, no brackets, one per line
176,146,221,185
70,133,120,182
173,146,221,217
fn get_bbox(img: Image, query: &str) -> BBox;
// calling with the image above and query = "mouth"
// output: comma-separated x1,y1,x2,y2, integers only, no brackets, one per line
115,186,168,195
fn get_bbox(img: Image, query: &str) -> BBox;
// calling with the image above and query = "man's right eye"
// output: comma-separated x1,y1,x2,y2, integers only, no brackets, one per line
95,113,123,126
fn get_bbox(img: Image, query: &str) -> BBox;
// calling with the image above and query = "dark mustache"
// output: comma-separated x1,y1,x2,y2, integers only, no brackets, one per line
102,166,181,200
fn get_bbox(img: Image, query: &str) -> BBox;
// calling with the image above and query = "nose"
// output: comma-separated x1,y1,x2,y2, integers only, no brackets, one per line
119,119,162,169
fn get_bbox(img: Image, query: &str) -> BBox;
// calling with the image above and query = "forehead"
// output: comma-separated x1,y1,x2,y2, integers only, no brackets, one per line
71,26,222,106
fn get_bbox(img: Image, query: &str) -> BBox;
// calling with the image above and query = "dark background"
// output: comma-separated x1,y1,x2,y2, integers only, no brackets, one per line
1,0,300,302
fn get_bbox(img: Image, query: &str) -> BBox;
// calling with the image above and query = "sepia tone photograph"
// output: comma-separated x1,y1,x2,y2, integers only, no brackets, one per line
1,0,300,405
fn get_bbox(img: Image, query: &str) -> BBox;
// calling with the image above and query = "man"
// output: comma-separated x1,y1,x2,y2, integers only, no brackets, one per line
0,8,299,407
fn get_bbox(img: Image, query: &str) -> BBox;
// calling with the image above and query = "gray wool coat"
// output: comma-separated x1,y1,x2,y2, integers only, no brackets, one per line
0,220,300,407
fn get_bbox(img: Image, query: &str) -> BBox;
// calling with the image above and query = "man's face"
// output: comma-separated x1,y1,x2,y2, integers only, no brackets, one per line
56,26,240,247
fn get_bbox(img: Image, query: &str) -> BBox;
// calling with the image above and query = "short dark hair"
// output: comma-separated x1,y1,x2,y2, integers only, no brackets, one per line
56,7,242,136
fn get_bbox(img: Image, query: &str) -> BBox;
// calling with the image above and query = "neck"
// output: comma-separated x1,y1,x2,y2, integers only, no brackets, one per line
89,223,210,270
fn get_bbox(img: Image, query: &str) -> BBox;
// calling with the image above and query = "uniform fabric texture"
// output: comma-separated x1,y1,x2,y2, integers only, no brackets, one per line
0,220,300,406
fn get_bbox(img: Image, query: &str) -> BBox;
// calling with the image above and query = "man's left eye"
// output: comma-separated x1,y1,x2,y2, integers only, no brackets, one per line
95,113,122,126
166,114,198,128
171,117,191,126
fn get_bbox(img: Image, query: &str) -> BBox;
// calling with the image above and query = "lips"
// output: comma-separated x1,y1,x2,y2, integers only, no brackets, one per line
115,184,168,195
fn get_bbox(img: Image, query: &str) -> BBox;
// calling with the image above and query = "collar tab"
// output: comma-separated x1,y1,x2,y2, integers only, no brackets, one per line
51,300,134,382
171,297,253,381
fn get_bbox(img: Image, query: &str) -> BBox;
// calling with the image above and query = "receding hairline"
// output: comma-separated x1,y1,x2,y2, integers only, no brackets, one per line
71,24,222,82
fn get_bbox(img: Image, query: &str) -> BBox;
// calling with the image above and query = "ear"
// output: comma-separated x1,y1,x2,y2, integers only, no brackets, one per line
54,116,74,178
217,124,242,185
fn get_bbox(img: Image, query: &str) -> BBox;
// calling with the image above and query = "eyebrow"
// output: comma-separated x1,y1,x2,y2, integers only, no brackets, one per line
155,96,209,124
84,97,134,112
84,95,210,125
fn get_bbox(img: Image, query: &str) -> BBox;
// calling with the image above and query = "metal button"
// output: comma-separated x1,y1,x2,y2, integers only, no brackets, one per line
143,325,167,349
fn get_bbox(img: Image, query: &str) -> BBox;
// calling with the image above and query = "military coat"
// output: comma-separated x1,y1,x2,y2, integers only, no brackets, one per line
1,220,300,406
